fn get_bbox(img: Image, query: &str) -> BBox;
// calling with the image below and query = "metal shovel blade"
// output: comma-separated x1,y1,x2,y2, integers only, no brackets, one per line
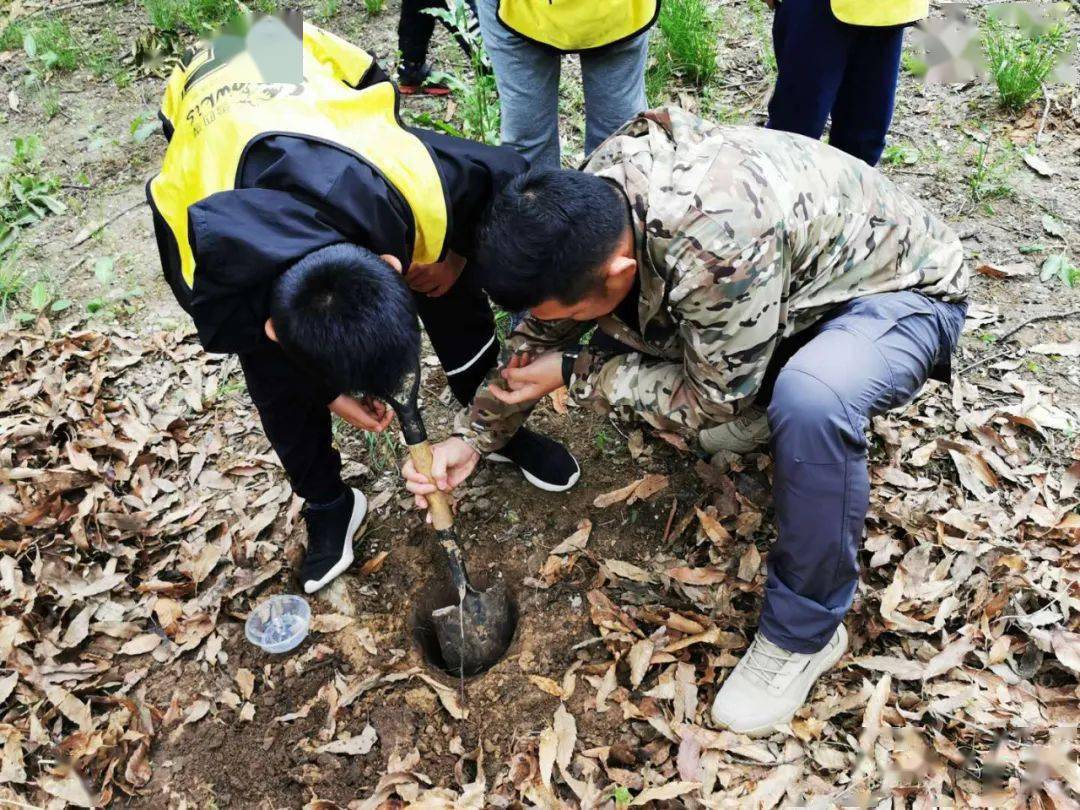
431,582,513,677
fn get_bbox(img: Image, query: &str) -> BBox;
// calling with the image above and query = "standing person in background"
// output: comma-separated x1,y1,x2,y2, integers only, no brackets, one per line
397,0,480,95
764,0,928,166
474,0,659,168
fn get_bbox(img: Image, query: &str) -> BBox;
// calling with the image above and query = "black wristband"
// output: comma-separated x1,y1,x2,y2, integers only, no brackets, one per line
561,346,582,387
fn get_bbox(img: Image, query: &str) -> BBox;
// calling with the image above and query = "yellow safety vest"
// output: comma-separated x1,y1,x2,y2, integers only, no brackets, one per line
497,0,660,53
149,22,448,289
830,0,928,26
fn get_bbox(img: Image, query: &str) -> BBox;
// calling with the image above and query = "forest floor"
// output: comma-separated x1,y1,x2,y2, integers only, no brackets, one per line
1,1,1079,808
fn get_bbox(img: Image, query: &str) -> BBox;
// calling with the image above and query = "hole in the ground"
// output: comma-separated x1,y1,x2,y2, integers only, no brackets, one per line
410,575,519,678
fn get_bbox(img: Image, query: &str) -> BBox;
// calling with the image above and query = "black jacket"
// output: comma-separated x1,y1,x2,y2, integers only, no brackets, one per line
150,128,526,354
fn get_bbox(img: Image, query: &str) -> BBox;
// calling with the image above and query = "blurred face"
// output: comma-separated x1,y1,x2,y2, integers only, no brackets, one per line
529,229,638,322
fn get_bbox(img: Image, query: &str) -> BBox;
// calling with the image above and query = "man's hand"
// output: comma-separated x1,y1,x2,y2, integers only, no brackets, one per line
405,252,466,297
402,437,481,510
329,394,394,432
488,351,564,406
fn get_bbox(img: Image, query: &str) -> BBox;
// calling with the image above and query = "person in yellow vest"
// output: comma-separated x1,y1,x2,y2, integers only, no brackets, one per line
474,0,659,168
148,15,579,594
764,0,928,166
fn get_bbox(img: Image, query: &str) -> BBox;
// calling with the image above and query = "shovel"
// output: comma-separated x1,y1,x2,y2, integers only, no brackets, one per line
385,364,514,677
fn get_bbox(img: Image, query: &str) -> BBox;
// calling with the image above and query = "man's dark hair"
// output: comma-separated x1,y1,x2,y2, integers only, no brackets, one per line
475,169,629,311
269,243,420,397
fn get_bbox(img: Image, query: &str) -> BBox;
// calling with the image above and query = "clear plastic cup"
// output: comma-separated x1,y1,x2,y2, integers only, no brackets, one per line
245,594,311,654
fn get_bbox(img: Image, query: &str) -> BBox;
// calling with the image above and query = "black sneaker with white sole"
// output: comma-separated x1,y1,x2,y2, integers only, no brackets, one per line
300,488,368,594
487,428,580,492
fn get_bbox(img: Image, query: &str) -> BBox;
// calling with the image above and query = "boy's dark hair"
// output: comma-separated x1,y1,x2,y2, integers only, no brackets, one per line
475,169,629,311
269,243,420,397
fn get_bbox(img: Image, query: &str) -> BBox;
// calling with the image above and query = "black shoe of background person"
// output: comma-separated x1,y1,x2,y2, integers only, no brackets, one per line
300,488,368,594
488,427,580,492
397,61,451,96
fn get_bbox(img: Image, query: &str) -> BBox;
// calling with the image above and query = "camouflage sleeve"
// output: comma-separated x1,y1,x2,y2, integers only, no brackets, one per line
567,228,786,434
452,315,592,453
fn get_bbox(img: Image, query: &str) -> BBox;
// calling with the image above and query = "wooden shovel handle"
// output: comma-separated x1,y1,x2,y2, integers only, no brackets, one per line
408,441,455,531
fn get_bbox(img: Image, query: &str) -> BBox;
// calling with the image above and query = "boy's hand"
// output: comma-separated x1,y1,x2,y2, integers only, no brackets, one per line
402,437,480,510
405,252,465,297
489,351,563,405
329,394,394,432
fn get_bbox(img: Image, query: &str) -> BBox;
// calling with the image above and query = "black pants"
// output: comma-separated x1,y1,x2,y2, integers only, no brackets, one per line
398,0,479,66
239,274,498,504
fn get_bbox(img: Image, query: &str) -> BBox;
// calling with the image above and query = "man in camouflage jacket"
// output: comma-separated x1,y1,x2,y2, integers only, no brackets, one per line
404,106,969,734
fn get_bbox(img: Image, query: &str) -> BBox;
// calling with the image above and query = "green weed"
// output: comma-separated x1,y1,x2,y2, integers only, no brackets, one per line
982,18,1068,111
1041,254,1079,289
747,0,776,76
425,3,500,144
21,18,80,72
363,431,398,472
85,256,143,318
141,0,243,34
87,30,125,80
316,0,341,21
881,143,920,166
645,35,675,105
0,22,24,52
0,136,65,255
656,0,719,86
364,0,385,13
900,49,927,78
967,136,1014,206
0,253,26,319
38,87,61,119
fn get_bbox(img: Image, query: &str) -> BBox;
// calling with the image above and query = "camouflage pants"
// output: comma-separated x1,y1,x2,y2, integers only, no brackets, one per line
759,291,967,652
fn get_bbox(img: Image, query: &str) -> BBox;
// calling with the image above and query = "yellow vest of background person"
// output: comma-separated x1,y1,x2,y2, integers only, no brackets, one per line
830,0,928,26
149,21,448,289
496,0,660,53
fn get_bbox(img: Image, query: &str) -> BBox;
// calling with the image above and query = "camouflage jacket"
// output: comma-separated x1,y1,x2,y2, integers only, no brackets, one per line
455,106,969,453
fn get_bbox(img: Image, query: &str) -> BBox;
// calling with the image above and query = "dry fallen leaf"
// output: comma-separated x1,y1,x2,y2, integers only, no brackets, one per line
311,614,355,634
627,639,655,688
593,474,669,507
528,675,565,698
549,519,591,555
416,673,468,720
316,725,377,756
666,566,726,586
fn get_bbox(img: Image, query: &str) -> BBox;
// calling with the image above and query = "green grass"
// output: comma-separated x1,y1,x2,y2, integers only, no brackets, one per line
747,0,776,77
363,431,398,472
364,0,385,13
38,87,61,119
967,135,1014,207
316,0,341,21
656,0,720,86
0,253,26,320
982,18,1069,111
141,0,243,34
645,35,675,105
423,3,500,144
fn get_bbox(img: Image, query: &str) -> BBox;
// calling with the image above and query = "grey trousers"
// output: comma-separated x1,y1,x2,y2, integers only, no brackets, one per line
759,291,967,653
474,0,649,169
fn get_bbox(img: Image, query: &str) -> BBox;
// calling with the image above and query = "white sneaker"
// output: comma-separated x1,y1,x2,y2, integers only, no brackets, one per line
710,625,848,736
698,407,771,455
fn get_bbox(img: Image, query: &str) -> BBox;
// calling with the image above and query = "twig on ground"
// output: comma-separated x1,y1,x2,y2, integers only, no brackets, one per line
994,307,1080,345
662,497,678,544
22,0,111,18
69,200,144,249
959,307,1080,374
1036,87,1052,145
